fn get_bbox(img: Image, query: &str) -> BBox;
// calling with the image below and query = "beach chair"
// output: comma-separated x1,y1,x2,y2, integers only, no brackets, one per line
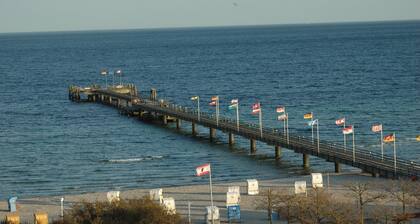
106,191,120,203
34,212,48,224
5,213,20,224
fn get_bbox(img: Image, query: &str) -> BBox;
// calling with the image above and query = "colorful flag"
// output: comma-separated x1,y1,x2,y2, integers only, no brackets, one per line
308,119,318,126
383,133,395,143
342,126,353,135
191,96,198,101
100,69,108,75
229,99,238,110
209,96,218,106
371,124,382,133
196,163,211,176
252,103,261,114
276,106,285,113
278,114,288,121
304,113,313,119
335,118,345,126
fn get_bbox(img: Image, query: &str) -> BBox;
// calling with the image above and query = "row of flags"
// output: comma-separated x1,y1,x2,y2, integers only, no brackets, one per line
191,96,418,143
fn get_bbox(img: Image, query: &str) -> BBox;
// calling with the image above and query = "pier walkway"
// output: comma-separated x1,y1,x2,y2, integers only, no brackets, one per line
68,84,420,179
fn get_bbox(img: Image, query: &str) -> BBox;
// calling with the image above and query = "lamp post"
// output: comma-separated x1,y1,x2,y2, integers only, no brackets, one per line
100,69,108,88
114,69,122,86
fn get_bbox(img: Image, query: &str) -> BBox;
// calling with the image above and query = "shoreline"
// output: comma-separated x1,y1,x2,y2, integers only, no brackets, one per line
0,172,404,223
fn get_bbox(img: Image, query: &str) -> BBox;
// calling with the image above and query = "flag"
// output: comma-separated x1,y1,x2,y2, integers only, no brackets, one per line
383,133,395,143
196,163,211,176
335,118,345,126
229,99,238,110
100,69,108,75
304,113,313,119
308,119,318,126
191,96,198,101
209,96,218,106
278,114,287,121
342,126,353,135
252,103,261,114
276,106,285,113
371,124,382,133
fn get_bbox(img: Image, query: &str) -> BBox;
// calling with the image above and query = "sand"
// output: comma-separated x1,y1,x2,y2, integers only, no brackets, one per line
0,172,410,223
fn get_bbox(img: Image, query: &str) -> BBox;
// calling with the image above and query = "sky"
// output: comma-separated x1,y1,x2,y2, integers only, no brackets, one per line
0,0,420,33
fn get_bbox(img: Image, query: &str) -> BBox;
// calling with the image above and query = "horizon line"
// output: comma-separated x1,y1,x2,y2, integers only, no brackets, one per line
1,18,419,35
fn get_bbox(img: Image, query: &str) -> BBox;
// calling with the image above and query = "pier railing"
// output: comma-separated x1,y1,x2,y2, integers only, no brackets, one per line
72,87,420,178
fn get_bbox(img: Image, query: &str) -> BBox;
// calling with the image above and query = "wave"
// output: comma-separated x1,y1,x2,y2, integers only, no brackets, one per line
104,155,164,163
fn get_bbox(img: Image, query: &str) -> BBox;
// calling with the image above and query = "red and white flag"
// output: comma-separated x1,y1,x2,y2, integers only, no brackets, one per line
276,106,285,113
278,114,288,121
335,118,345,126
342,126,354,135
196,163,211,176
371,124,382,133
252,103,261,114
209,96,218,106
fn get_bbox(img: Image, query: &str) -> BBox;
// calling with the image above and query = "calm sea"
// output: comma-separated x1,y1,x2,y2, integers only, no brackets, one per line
0,21,419,199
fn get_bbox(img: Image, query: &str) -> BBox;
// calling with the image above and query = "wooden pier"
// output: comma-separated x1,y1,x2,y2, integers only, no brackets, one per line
69,84,420,179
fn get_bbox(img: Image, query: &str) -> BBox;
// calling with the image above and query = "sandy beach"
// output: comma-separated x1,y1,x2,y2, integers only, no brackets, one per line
1,172,410,223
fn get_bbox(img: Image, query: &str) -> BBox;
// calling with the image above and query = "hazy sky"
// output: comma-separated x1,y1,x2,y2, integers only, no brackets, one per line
1,0,419,33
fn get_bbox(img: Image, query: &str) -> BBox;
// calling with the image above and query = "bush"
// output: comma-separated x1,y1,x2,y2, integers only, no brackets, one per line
53,197,185,224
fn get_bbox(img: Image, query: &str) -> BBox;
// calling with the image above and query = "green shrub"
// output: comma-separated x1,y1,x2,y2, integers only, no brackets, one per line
53,197,185,224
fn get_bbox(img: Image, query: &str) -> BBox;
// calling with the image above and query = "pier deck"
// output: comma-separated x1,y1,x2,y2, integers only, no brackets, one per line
69,84,420,179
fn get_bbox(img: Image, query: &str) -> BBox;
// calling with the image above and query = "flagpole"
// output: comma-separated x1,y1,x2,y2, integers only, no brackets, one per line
317,120,320,154
286,113,290,145
216,97,219,126
380,126,384,161
393,132,397,176
197,97,201,121
259,106,263,138
311,112,314,143
283,108,287,137
236,102,240,131
352,126,356,163
343,119,346,151
209,165,214,223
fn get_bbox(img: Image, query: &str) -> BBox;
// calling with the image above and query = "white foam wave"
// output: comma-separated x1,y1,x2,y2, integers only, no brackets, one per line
106,155,164,163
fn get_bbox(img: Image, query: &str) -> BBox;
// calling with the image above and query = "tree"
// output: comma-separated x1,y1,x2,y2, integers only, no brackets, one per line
346,182,385,224
385,179,417,215
53,197,185,224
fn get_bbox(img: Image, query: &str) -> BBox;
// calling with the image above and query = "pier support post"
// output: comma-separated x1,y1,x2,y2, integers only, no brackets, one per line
228,133,235,146
334,162,341,173
250,139,256,154
163,115,168,125
303,154,310,169
109,97,112,105
275,145,281,160
192,122,197,136
210,128,216,142
176,119,181,129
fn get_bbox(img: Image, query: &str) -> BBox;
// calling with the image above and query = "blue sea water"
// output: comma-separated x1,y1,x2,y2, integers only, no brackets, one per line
0,21,419,199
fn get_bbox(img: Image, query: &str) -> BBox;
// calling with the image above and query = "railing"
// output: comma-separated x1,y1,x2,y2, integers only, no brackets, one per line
92,88,420,178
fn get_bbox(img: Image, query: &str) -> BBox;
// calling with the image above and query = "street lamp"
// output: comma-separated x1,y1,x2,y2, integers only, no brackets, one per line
100,69,108,88
114,69,122,86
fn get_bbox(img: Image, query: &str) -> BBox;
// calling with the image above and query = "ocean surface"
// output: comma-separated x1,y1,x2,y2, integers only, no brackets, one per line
0,21,419,199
